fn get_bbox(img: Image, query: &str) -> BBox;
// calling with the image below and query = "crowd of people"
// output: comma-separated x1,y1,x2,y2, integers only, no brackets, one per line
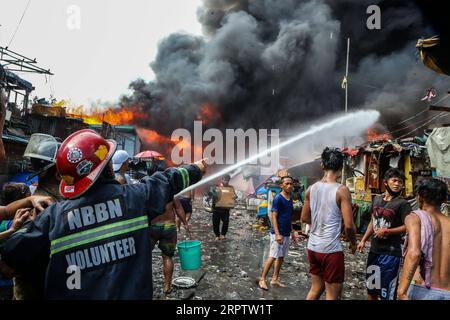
258,147,450,300
1,88,449,300
1,90,207,299
0,87,207,299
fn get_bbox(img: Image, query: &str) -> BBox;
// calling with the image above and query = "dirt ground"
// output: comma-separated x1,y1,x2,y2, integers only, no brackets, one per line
152,199,369,300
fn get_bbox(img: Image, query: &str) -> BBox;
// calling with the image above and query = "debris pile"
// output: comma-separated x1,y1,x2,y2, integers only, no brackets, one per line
152,199,368,300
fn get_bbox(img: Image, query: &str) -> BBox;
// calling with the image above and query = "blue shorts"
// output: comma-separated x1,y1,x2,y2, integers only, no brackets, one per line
178,197,192,214
408,284,450,300
365,252,401,300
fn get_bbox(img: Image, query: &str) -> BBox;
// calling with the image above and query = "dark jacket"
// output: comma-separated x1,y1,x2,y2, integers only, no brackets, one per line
0,165,201,299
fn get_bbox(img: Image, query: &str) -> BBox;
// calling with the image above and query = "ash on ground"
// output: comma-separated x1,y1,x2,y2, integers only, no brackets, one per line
152,200,368,300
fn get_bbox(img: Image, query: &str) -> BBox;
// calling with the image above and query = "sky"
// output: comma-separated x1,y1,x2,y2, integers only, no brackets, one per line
0,0,203,109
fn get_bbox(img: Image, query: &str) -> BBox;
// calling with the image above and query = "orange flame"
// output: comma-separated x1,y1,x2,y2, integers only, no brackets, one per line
367,128,392,142
136,128,173,145
136,127,203,164
67,106,148,125
197,104,220,125
68,105,209,164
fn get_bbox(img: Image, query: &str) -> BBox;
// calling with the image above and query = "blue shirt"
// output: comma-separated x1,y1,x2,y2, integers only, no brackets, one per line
270,194,293,237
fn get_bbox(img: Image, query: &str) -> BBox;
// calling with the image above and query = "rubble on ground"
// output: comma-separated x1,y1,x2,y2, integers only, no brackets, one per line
152,200,368,300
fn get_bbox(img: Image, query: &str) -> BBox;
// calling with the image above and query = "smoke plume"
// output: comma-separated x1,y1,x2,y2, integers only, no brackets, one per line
120,0,447,139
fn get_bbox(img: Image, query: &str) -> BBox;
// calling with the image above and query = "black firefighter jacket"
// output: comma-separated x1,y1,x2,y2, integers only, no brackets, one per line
0,164,201,299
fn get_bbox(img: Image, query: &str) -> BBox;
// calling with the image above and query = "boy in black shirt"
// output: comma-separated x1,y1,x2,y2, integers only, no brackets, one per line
357,168,412,300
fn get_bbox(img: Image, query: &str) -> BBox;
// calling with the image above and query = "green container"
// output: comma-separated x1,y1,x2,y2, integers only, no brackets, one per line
177,240,202,270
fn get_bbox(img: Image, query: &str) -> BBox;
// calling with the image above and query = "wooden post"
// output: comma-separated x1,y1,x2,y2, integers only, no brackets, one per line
342,38,350,185
429,105,450,112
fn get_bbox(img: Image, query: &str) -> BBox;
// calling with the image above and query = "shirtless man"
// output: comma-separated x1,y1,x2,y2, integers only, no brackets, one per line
176,190,193,232
149,198,189,294
397,178,450,300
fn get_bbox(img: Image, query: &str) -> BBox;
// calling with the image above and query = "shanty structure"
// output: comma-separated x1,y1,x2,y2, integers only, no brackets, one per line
1,47,54,182
344,137,430,198
342,129,450,233
1,46,52,114
29,99,88,139
416,34,450,215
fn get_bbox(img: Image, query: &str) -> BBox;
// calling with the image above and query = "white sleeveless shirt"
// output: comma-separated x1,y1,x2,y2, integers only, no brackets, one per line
307,181,343,253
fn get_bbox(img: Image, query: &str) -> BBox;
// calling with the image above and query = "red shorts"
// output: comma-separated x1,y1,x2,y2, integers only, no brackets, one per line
307,249,345,283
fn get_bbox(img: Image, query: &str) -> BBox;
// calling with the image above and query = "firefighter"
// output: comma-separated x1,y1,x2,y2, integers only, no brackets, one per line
0,129,206,299
10,134,63,300
24,133,63,202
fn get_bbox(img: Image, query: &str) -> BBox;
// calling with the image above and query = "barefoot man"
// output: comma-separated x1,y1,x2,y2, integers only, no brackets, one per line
259,176,294,290
149,198,190,294
301,147,357,300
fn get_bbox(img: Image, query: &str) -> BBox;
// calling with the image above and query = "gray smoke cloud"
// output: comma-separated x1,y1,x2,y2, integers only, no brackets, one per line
121,0,446,137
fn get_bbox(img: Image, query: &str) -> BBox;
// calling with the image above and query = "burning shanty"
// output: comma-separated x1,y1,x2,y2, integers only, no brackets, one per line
1,0,450,303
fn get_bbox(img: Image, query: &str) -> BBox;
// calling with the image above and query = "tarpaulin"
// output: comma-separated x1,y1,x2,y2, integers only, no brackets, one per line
417,36,450,76
426,127,450,177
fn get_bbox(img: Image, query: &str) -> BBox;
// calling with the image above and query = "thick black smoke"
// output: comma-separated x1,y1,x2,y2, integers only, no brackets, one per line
121,0,447,135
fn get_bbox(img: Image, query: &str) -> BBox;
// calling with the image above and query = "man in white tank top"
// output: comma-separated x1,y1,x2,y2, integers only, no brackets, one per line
301,148,357,300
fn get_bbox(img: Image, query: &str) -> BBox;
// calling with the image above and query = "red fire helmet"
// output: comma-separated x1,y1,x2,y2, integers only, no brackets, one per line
56,129,117,199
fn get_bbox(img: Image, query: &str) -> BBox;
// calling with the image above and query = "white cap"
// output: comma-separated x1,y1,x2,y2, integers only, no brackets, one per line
112,150,130,172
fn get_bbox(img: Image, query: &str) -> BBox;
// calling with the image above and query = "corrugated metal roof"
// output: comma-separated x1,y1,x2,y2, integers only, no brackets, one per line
0,65,34,92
